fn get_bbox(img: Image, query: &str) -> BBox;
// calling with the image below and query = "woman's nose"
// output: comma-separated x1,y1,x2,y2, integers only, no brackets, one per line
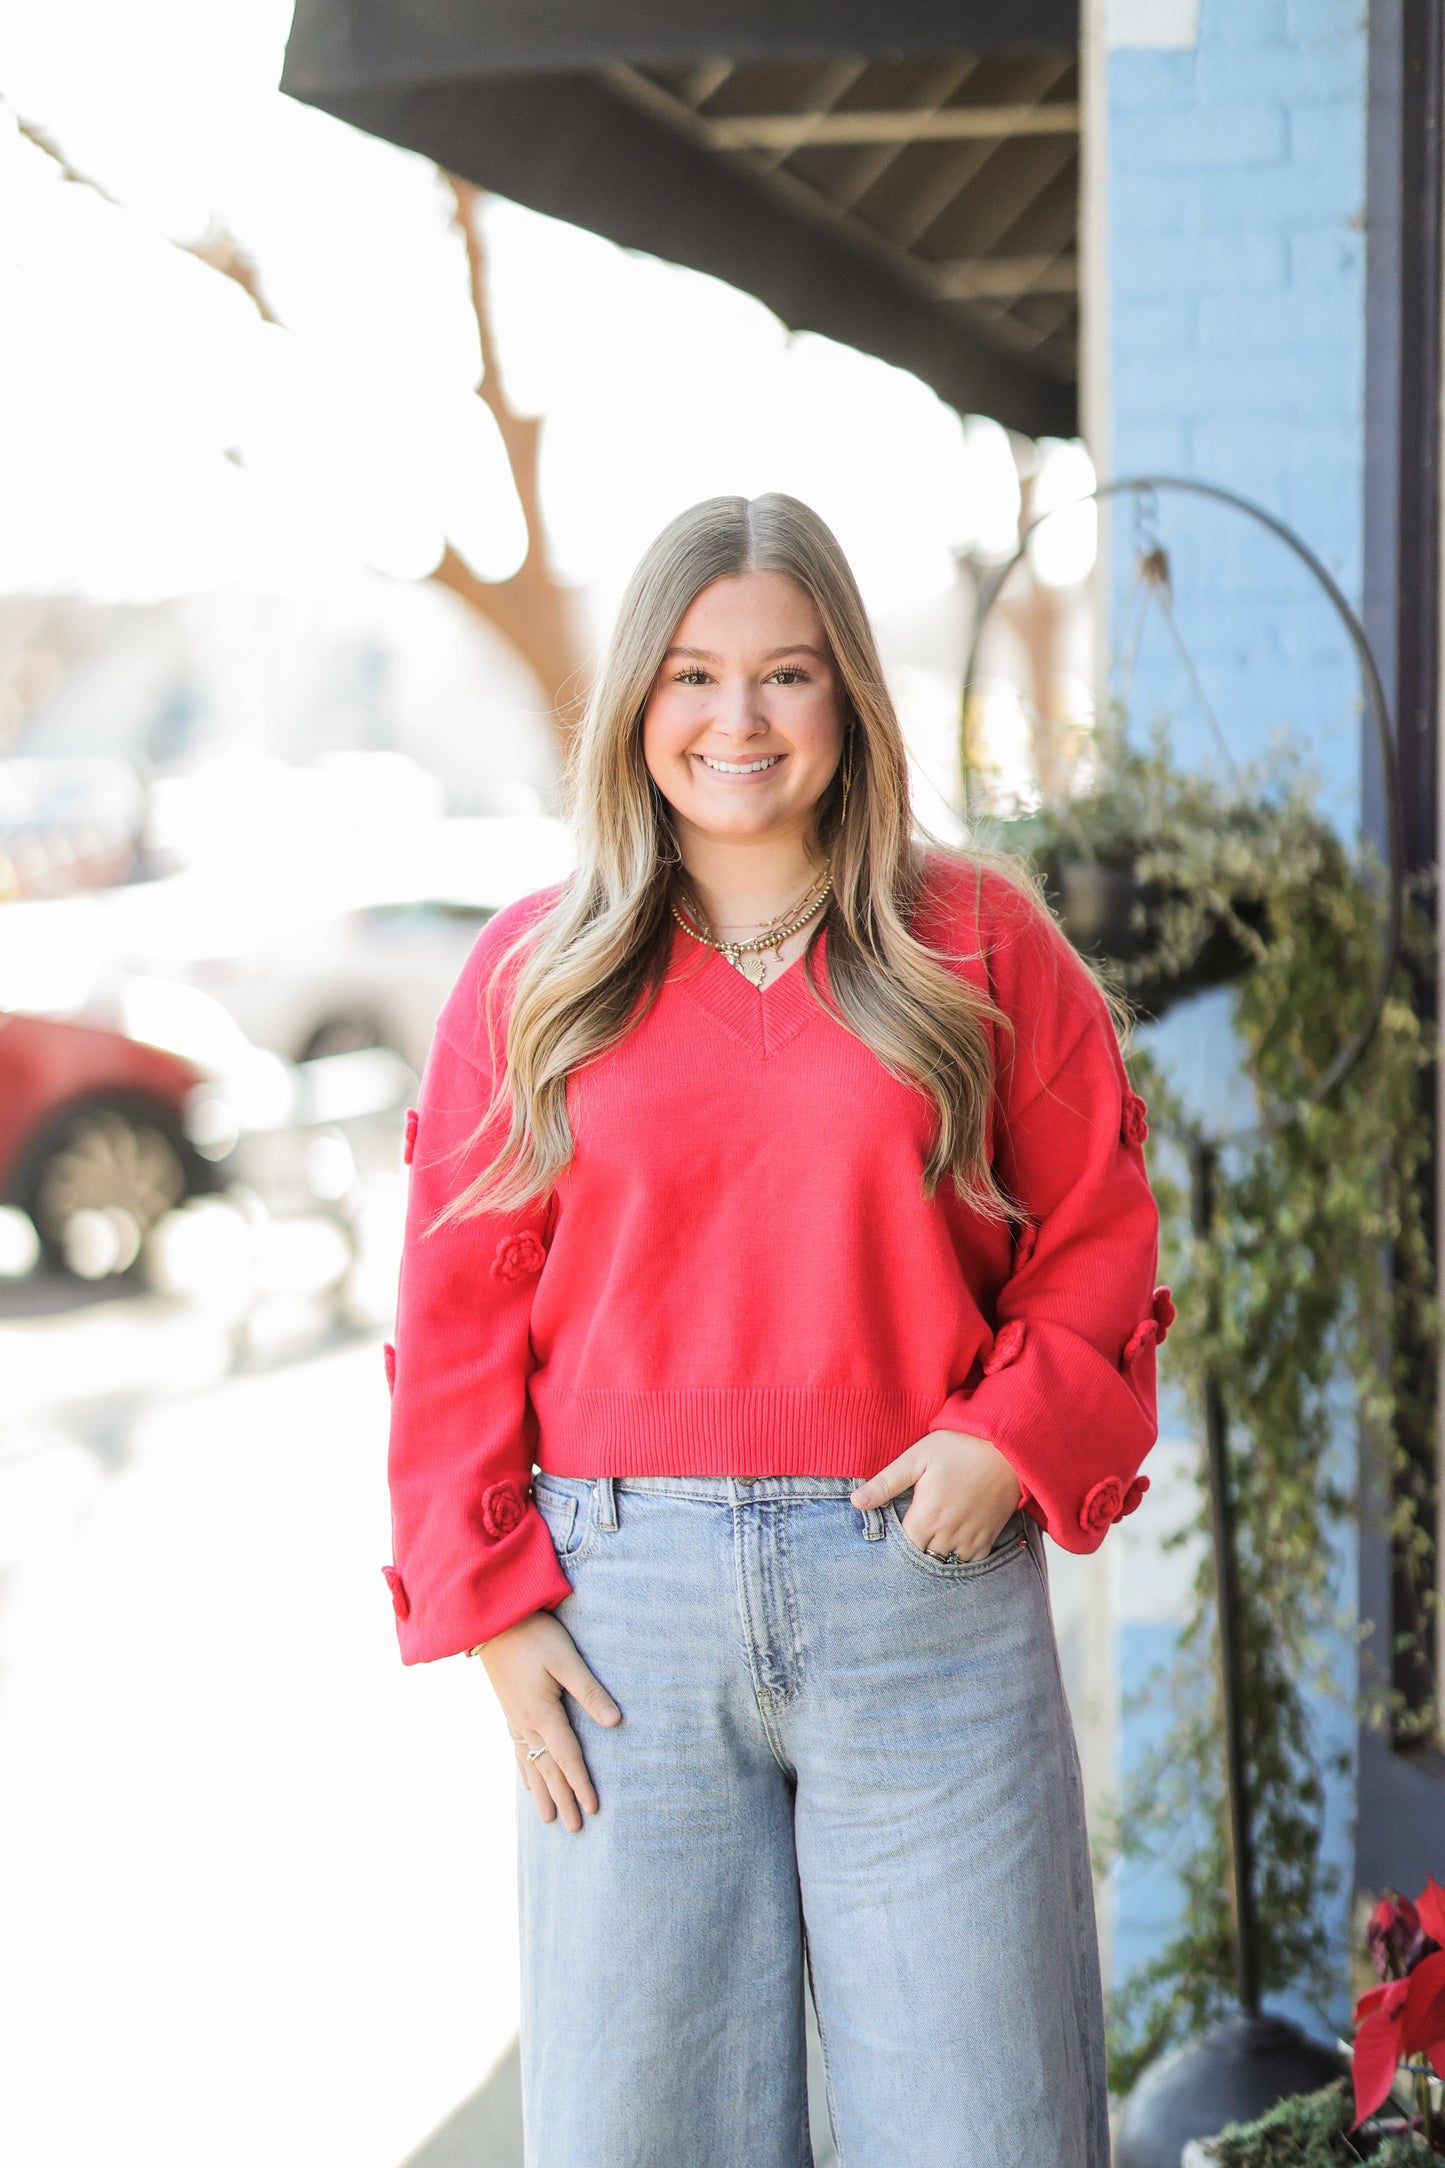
709,678,770,737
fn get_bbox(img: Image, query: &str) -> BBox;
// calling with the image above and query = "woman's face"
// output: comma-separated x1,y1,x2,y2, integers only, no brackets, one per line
642,570,847,848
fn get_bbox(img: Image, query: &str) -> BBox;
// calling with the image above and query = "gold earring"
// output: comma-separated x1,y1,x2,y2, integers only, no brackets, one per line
839,743,854,818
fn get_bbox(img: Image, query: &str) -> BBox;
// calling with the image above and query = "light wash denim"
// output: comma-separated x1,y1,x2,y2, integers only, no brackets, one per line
517,1472,1109,2168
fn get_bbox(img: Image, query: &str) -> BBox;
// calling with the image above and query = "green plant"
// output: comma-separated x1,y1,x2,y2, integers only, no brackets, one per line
1205,2079,1436,2164
983,713,1441,2093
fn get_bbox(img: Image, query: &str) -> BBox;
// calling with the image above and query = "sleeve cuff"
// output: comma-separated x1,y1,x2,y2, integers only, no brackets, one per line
931,1321,1156,1554
385,1502,574,1662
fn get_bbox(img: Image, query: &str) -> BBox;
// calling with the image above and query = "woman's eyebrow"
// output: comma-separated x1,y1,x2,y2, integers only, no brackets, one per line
661,643,827,662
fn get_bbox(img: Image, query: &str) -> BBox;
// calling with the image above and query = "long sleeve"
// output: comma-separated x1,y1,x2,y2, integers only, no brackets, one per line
929,877,1165,1553
381,906,572,1662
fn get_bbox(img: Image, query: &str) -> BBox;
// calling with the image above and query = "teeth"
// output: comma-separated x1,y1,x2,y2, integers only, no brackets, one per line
698,754,783,774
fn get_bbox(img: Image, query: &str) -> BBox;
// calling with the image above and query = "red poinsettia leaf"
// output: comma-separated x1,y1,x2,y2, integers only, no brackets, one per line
1415,1876,1445,1951
1352,2006,1408,2127
1354,1978,1408,2023
1400,1950,1445,2056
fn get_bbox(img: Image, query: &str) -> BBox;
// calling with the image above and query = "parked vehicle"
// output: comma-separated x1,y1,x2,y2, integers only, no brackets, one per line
0,1010,214,1277
183,815,574,1073
193,896,496,1075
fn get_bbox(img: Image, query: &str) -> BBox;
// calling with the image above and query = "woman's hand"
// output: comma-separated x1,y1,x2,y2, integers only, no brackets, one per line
850,1429,1022,1563
475,1611,621,1833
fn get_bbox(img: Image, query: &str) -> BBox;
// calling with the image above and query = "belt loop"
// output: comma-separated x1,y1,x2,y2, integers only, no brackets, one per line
863,1504,885,1542
595,1476,618,1533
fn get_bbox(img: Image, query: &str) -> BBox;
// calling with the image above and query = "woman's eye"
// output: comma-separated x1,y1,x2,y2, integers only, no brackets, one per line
770,667,809,685
673,669,711,686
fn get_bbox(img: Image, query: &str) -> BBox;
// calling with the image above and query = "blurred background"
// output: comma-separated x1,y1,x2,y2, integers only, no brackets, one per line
1,2,1440,2165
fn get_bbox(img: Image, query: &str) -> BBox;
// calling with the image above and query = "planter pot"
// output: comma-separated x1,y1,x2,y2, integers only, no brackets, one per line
1041,854,1269,1021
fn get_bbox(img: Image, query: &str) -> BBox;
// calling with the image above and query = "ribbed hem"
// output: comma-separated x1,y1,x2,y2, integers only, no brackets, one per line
534,1386,944,1476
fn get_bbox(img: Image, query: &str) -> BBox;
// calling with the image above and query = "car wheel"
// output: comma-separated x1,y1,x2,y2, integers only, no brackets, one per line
20,1101,192,1280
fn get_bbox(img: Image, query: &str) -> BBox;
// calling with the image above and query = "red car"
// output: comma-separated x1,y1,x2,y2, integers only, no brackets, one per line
0,1011,214,1276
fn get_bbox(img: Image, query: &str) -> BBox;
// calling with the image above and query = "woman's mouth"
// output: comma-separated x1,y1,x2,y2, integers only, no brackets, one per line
693,752,786,776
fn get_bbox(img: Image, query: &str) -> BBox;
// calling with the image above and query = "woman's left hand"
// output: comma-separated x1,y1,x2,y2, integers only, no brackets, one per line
850,1429,1022,1562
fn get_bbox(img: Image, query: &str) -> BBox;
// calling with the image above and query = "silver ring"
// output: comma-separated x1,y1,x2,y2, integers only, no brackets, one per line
525,1743,549,1762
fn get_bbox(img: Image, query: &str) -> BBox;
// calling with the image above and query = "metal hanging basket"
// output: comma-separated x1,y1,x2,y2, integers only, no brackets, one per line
962,474,1403,1053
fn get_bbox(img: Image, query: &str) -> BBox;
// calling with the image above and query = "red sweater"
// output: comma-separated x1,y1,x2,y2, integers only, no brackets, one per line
382,852,1165,1662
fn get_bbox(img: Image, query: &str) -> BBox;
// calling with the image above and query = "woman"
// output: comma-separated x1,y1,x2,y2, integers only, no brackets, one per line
382,493,1164,2167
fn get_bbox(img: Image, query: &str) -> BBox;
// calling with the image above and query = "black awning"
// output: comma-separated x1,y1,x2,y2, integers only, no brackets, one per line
281,3,1080,437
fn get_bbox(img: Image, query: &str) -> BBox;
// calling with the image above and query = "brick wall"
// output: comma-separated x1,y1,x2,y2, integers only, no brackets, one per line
1101,0,1368,2039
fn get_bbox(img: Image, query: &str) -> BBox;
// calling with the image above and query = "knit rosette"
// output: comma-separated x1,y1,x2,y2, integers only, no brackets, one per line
479,1480,528,1540
1121,1090,1149,1147
490,1230,546,1281
981,1318,1027,1374
1079,1472,1151,1534
1123,1318,1160,1368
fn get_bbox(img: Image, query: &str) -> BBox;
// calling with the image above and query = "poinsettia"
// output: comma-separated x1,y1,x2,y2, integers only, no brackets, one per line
1351,1874,1445,2128
1370,1892,1438,1983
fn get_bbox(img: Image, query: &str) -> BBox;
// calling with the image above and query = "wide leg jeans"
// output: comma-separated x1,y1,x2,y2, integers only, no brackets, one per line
517,1472,1110,2168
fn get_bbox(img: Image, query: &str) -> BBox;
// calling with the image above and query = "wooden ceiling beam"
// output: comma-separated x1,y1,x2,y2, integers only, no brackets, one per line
747,57,873,172
932,252,1078,298
674,61,737,110
872,56,1076,255
826,58,981,214
708,102,1078,148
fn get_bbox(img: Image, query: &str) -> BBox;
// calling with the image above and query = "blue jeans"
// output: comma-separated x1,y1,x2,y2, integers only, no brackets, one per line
518,1473,1109,2168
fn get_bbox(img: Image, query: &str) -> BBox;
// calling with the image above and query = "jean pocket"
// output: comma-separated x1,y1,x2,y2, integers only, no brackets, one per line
532,1477,593,1561
885,1497,1028,1580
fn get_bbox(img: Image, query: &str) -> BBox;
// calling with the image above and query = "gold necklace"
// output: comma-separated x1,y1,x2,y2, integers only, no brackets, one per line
671,870,833,987
709,867,830,940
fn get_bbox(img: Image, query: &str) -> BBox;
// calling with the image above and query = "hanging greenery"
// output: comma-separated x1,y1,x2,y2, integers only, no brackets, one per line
1193,2078,1436,2164
980,711,1441,2094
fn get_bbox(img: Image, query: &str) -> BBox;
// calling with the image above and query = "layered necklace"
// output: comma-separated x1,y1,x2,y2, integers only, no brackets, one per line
670,866,833,988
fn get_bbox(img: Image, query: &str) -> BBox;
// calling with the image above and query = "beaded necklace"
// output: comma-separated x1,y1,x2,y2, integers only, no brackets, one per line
670,868,833,988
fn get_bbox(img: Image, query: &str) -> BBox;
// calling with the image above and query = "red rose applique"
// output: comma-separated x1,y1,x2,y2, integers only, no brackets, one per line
1080,1477,1125,1534
1151,1285,1176,1342
1120,1475,1150,1517
1121,1090,1149,1147
381,1565,410,1621
402,1108,418,1165
982,1318,1027,1375
479,1481,527,1540
1123,1318,1161,1368
382,1342,396,1394
1012,1221,1039,1271
491,1231,546,1281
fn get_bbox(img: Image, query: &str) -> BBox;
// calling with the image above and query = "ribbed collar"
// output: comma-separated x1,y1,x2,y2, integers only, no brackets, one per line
666,917,831,1055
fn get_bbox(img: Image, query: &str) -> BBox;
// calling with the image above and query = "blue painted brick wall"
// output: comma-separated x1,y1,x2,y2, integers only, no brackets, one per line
1104,0,1368,2042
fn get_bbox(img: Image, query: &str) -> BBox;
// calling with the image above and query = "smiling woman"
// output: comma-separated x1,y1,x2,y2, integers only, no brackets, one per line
643,571,846,986
381,492,1163,2168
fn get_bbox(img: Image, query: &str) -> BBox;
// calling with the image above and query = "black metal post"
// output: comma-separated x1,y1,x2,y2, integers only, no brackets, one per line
1191,1133,1261,2019
1116,1130,1347,2166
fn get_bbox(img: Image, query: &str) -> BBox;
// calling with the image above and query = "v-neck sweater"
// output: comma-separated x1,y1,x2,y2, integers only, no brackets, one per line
382,851,1164,1662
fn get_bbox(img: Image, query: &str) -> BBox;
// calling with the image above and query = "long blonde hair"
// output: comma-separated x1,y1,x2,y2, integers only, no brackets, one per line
431,492,1089,1233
